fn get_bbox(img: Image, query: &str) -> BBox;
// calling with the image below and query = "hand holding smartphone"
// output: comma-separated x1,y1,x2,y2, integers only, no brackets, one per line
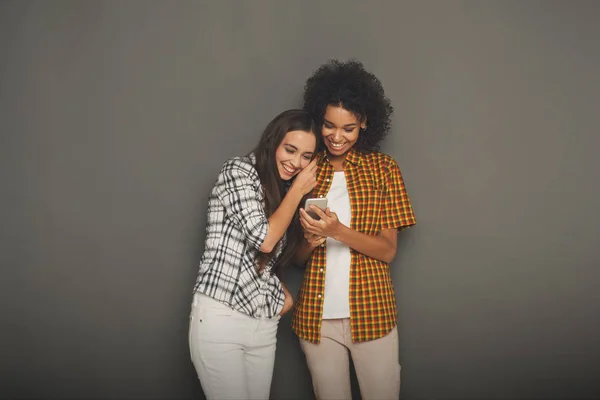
304,198,328,220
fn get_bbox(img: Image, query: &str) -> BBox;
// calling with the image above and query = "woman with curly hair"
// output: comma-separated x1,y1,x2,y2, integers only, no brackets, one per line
292,60,416,399
189,109,320,400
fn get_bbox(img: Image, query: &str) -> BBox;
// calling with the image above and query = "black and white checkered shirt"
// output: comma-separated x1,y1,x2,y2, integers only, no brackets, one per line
193,154,285,319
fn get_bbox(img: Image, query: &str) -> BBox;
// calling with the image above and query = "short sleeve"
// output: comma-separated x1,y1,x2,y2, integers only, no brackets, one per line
380,158,416,231
214,158,269,250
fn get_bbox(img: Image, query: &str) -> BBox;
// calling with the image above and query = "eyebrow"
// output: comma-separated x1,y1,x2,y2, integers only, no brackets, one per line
324,119,357,128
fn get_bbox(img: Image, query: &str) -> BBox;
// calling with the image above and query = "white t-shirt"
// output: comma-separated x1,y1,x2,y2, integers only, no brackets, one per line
322,171,352,319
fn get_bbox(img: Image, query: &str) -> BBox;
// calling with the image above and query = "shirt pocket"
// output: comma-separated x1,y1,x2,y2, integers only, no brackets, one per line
352,180,384,234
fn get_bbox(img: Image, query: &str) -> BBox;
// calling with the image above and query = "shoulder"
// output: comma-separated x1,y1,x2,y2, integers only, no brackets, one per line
359,151,398,172
220,155,259,179
213,155,262,193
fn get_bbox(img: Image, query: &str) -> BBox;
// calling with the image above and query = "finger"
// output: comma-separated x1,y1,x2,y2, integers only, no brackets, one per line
300,217,310,230
299,208,309,221
300,216,317,232
300,208,311,220
310,205,328,219
304,227,319,236
300,208,318,225
301,159,315,173
303,221,319,233
324,208,337,221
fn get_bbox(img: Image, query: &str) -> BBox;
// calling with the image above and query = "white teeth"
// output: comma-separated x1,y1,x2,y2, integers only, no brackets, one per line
282,164,295,174
330,142,345,148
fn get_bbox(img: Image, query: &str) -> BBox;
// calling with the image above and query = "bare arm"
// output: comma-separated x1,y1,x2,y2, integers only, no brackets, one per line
260,187,304,253
331,222,397,263
259,159,318,253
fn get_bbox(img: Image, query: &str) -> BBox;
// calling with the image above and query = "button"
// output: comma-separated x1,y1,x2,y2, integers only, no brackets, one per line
320,244,325,248
318,294,322,299
319,195,323,198
326,179,330,182
319,268,324,272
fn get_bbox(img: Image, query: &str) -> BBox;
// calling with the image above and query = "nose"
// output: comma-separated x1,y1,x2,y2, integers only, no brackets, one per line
332,130,343,141
291,154,303,168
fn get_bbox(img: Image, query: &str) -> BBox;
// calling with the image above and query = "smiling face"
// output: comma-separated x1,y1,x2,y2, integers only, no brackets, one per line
321,105,366,161
274,130,317,180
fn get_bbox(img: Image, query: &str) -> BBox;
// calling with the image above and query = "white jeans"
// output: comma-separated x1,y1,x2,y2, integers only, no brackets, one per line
188,293,280,400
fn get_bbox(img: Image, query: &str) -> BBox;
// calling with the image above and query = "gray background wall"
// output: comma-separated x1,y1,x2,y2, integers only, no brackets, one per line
2,1,599,399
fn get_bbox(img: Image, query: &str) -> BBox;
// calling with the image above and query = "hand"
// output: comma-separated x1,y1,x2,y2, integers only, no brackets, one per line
279,283,294,316
299,206,343,239
304,231,327,249
290,158,318,196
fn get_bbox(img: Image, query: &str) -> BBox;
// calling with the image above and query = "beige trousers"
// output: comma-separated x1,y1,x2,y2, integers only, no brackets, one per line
300,319,401,400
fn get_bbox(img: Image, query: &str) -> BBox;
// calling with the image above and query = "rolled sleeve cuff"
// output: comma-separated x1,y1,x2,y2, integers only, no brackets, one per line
245,217,269,251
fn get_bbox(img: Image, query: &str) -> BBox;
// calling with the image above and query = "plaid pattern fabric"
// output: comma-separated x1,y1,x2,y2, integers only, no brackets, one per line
193,154,285,319
292,148,416,343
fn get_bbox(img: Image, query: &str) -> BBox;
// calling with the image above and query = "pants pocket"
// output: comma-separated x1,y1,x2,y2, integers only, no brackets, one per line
197,307,239,344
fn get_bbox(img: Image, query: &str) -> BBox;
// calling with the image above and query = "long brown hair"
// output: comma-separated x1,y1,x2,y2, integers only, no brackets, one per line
251,109,321,277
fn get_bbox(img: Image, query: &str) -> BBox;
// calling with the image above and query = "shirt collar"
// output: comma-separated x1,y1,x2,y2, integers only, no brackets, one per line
321,147,362,166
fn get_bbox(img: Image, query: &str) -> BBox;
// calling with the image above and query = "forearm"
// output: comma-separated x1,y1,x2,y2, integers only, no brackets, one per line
333,225,397,263
294,238,316,266
260,187,303,253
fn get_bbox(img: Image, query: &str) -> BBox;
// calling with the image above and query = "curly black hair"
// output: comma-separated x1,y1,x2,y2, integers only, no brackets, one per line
303,59,394,152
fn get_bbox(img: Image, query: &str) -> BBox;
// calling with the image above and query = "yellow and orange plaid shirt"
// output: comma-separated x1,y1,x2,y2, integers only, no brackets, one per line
291,148,416,343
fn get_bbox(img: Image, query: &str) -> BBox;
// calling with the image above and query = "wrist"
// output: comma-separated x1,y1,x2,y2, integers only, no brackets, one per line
331,222,346,242
286,184,304,204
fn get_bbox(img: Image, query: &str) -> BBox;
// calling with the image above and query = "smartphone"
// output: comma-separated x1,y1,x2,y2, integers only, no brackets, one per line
304,198,328,220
